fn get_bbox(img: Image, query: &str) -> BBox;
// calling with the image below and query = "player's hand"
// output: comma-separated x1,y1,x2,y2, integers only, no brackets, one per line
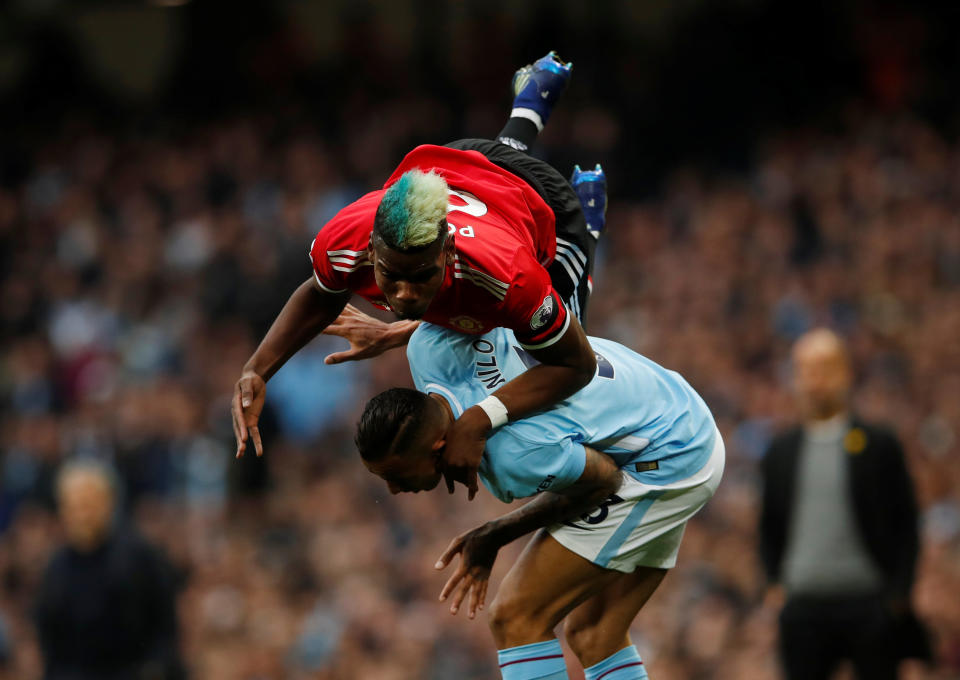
435,524,500,619
441,407,489,500
232,370,266,458
321,304,419,364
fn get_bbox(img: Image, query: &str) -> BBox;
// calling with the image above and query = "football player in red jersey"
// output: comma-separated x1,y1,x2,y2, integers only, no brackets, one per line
232,52,608,499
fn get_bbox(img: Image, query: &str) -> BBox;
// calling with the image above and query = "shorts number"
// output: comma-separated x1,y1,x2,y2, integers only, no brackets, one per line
563,494,625,527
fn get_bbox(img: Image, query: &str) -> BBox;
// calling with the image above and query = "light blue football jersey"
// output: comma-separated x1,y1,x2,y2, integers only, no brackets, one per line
407,323,717,503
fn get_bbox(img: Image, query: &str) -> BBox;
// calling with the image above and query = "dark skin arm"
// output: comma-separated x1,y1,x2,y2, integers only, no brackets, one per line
435,446,621,618
444,314,597,499
232,277,350,457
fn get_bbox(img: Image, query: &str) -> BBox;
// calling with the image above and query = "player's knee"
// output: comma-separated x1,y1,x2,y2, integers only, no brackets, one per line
488,592,554,647
488,592,525,644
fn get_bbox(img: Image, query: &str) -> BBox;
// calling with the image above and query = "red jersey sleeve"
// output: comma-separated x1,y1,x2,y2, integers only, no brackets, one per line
307,190,381,294
503,250,570,350
308,232,349,294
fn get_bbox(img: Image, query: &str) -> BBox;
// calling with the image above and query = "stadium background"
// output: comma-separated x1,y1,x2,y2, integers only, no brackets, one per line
1,0,959,677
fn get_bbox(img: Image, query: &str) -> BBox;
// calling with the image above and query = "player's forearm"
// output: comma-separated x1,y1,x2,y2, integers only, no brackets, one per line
457,363,592,437
245,278,348,380
465,316,596,431
483,484,613,549
498,363,592,418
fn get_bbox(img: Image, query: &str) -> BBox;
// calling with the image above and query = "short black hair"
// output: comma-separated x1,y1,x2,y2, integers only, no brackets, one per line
355,388,433,462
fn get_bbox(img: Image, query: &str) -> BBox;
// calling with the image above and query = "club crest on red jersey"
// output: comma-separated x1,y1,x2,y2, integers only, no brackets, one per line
451,315,484,332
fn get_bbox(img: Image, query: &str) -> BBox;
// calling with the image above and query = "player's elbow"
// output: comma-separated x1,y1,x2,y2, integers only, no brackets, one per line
577,472,621,510
570,352,596,390
595,467,621,499
578,449,622,503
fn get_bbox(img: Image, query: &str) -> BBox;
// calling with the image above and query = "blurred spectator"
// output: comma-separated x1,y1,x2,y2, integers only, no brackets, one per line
759,329,929,679
34,461,185,680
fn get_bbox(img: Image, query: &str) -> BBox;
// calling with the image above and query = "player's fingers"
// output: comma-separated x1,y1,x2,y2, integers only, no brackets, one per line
240,378,254,409
467,470,479,501
443,469,455,495
468,580,483,619
477,580,488,611
324,349,365,365
250,426,263,457
231,409,244,458
321,319,344,334
435,538,462,570
232,391,248,457
233,390,249,440
439,565,465,602
450,575,472,615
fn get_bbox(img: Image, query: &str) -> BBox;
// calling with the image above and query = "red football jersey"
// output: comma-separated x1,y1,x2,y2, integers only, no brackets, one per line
309,145,569,348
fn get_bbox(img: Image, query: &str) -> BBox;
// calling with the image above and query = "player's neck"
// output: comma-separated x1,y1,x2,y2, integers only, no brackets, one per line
429,392,456,425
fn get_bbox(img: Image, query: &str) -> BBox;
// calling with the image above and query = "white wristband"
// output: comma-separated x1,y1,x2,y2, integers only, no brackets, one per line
476,395,509,429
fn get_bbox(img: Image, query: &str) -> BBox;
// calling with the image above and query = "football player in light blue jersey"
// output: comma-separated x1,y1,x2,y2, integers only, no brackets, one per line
355,322,725,680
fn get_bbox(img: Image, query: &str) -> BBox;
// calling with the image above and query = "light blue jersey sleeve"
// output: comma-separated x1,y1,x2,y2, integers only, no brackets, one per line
481,423,587,503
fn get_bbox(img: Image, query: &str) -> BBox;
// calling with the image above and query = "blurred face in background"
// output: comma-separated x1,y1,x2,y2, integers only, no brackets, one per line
58,467,115,552
792,329,852,422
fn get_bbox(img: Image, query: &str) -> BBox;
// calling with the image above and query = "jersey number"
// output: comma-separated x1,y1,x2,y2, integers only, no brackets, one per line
448,189,487,217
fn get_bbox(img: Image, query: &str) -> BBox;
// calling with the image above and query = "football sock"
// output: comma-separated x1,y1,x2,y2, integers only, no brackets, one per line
497,118,540,153
583,645,647,680
497,639,569,680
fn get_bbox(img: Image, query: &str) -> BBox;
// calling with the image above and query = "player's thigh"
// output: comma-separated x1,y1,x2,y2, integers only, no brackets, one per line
563,565,667,667
493,529,622,631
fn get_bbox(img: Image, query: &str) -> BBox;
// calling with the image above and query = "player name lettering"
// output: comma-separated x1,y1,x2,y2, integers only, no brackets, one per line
446,221,475,238
472,339,506,390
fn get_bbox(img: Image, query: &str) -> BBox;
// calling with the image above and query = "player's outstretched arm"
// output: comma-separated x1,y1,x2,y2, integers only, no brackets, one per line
435,446,619,617
443,316,597,499
233,277,350,458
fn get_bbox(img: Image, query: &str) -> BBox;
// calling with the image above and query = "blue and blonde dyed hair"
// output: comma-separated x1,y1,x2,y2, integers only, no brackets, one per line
374,170,449,251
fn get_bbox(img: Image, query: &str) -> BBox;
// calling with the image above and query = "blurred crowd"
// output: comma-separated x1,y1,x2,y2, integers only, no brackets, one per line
1,100,959,679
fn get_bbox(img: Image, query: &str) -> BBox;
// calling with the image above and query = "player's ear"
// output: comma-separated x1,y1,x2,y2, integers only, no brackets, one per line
442,227,455,265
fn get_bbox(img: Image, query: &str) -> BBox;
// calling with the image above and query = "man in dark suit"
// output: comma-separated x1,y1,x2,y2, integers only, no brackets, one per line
759,328,926,679
35,461,185,680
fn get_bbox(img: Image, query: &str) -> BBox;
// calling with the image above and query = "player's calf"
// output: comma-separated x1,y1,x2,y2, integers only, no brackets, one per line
563,621,631,668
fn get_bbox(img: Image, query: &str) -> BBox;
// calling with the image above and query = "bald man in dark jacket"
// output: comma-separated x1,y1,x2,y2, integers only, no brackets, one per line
35,462,184,680
759,329,928,679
